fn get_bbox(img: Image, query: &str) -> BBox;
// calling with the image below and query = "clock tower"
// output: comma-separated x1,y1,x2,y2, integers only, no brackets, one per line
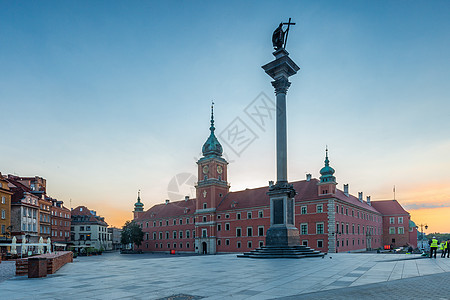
195,103,229,254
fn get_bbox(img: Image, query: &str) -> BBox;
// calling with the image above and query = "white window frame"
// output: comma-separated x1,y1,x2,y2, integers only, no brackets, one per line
316,222,324,234
316,204,323,213
300,223,308,235
301,206,307,214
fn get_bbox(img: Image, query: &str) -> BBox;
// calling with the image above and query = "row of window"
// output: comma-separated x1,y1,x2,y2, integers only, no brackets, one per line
40,225,51,234
300,204,323,214
51,230,70,237
76,233,111,241
336,238,376,247
22,207,37,218
142,210,266,228
51,211,70,218
148,230,193,240
389,217,404,224
300,223,325,235
336,205,380,222
335,222,381,236
21,223,37,232
389,227,405,234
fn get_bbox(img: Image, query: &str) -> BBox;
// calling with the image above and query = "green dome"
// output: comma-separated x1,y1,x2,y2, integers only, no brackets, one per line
134,191,144,212
202,103,223,157
319,148,336,183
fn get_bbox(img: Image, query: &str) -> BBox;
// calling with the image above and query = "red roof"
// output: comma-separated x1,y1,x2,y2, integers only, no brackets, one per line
217,179,379,213
137,199,196,220
371,200,409,216
72,206,108,226
139,178,380,219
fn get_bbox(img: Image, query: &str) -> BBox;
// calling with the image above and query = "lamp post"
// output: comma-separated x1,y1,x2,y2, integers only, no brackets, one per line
417,223,428,250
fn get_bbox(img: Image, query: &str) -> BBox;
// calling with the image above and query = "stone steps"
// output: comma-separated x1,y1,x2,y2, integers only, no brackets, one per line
238,245,325,259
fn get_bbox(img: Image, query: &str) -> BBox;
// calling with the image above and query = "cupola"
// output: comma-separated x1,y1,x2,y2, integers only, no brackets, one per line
202,102,223,157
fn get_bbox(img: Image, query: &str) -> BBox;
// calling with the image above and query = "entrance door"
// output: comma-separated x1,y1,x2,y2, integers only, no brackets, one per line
202,242,207,254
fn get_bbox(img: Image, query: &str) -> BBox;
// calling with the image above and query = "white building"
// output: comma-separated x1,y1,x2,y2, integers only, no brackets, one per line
71,206,112,251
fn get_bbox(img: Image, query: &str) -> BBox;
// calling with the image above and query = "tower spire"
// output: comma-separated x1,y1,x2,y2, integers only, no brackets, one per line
320,146,336,183
134,189,144,212
202,101,222,157
324,145,329,166
210,100,215,132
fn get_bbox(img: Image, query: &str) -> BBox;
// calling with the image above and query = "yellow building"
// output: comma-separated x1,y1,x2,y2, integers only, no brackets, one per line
0,172,13,244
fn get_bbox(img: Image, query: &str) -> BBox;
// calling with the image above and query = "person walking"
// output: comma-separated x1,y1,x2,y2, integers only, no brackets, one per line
430,236,439,258
440,242,445,257
446,240,450,258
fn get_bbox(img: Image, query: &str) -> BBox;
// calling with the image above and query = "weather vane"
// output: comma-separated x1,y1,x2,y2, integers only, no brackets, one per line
272,18,296,50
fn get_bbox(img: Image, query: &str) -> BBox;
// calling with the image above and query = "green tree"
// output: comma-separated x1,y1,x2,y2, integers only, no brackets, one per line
121,220,144,249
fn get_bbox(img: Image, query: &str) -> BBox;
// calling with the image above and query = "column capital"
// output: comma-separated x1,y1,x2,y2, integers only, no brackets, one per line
271,77,291,95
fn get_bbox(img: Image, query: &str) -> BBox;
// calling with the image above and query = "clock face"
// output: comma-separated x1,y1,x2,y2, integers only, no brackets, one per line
217,165,223,174
202,165,209,174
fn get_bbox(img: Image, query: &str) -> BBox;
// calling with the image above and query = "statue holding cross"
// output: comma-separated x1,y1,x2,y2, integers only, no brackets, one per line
272,18,296,50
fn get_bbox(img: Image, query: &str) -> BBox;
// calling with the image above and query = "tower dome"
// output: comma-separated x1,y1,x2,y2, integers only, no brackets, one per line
202,102,223,157
319,147,336,183
134,190,144,212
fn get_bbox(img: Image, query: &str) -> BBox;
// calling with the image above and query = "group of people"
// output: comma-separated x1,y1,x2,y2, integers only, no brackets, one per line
429,236,450,258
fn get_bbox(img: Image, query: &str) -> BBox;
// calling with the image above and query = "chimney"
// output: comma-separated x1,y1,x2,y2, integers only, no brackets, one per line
343,184,349,196
358,192,363,202
185,196,189,201
269,181,274,187
306,174,312,182
165,199,170,205
367,196,371,206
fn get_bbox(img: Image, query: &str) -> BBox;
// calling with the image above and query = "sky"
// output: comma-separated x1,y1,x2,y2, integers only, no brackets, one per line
1,1,449,232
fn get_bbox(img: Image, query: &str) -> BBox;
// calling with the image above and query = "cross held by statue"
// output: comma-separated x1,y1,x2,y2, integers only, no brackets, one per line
272,18,296,51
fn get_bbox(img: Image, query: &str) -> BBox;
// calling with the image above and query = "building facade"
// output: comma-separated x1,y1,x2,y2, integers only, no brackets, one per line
133,110,415,254
3,174,71,252
38,197,52,240
108,227,123,250
371,200,417,249
0,173,13,249
8,178,41,244
50,198,71,243
71,206,112,251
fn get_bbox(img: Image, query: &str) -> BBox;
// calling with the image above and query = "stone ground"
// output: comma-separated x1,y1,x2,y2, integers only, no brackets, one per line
0,252,449,299
0,260,16,282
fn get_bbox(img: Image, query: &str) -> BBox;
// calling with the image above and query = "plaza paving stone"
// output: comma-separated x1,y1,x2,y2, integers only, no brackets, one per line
0,252,449,299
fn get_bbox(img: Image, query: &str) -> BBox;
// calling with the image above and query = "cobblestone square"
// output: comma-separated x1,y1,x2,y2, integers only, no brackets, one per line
1,252,450,299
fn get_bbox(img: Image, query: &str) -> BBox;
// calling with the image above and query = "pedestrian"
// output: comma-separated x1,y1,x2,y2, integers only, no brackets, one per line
447,240,450,258
440,242,445,258
430,236,438,258
446,240,450,258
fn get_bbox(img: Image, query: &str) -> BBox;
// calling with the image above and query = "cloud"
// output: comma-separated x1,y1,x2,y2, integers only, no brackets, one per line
405,202,450,210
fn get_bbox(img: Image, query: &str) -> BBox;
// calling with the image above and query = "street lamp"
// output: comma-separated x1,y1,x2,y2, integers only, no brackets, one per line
417,223,428,250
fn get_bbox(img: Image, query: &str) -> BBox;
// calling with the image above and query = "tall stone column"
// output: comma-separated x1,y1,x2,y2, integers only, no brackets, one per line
262,48,300,247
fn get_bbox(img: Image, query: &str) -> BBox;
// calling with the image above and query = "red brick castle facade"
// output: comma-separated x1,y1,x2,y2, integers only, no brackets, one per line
133,108,417,254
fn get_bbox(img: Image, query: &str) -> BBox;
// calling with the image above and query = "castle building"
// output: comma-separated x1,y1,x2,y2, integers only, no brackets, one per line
133,108,415,254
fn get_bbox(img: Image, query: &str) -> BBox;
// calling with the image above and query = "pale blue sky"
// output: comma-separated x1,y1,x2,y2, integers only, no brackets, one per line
1,1,449,227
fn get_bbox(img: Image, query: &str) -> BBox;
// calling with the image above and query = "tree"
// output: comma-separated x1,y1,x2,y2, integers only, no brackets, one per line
121,220,144,249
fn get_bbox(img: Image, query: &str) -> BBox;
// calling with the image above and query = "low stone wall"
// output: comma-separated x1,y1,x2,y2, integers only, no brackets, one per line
47,251,73,274
15,251,73,276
